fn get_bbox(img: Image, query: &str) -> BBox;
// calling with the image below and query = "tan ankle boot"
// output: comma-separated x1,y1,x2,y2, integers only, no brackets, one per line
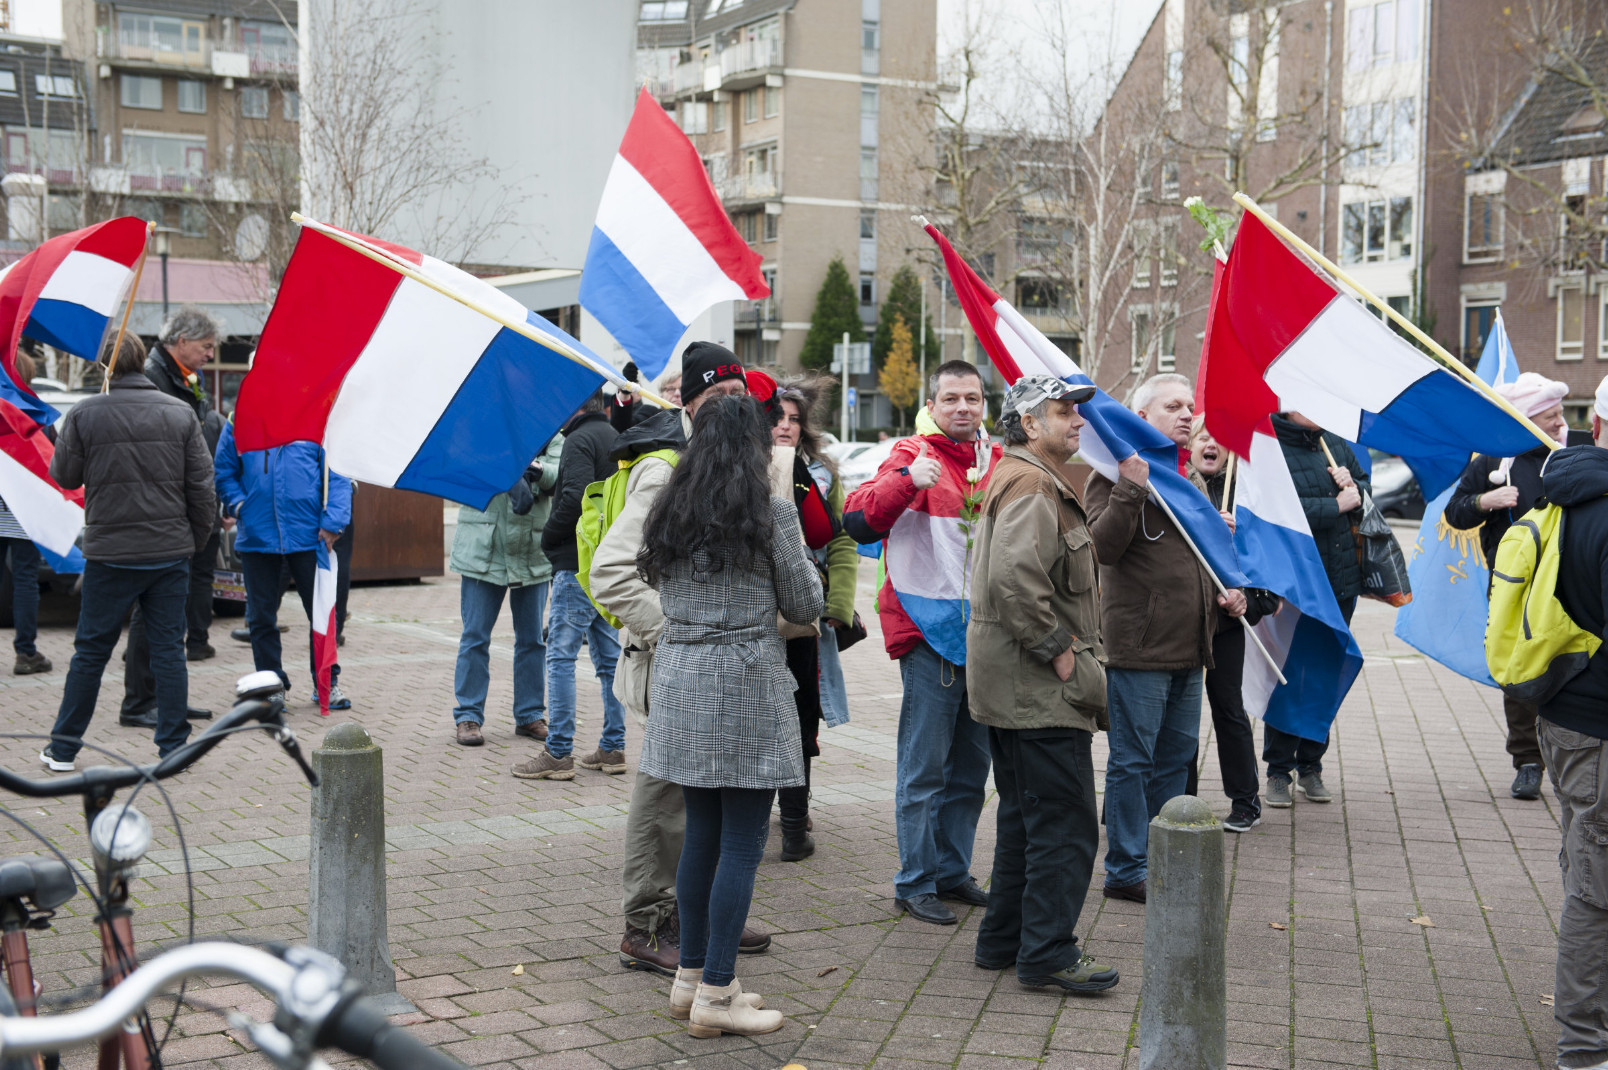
687,979,783,1037
669,966,764,1020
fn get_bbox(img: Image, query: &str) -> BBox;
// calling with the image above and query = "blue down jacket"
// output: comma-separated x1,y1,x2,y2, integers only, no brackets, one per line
214,420,352,554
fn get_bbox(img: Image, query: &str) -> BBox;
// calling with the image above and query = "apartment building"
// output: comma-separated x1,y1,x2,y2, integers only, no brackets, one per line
638,0,937,426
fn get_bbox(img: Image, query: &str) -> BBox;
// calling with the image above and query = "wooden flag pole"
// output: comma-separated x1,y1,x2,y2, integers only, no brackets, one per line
289,214,676,410
1222,452,1237,511
102,222,154,393
1230,191,1557,453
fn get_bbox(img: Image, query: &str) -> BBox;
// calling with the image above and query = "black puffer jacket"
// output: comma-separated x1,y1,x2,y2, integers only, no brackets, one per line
541,410,620,574
1272,414,1369,603
49,375,216,563
1539,446,1608,739
1443,430,1592,568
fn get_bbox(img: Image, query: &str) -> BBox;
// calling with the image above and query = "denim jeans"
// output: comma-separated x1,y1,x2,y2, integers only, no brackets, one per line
894,641,991,899
3,538,40,655
123,529,220,716
1104,666,1203,889
676,785,774,987
241,550,340,693
452,576,546,727
48,560,191,761
976,727,1098,977
1264,596,1356,782
544,570,624,757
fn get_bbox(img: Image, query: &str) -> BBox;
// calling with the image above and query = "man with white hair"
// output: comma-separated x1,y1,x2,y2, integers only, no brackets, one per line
1445,372,1587,800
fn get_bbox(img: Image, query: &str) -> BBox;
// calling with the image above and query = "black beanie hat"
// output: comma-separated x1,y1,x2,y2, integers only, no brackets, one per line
679,341,745,406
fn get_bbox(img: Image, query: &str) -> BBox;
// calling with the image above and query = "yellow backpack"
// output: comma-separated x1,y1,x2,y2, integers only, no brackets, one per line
575,448,679,628
1486,503,1602,703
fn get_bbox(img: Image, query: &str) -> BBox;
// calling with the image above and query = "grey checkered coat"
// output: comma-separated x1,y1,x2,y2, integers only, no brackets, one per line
637,498,826,790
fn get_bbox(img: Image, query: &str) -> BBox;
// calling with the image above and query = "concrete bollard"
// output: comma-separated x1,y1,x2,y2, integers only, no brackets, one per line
310,722,415,1015
1138,795,1226,1070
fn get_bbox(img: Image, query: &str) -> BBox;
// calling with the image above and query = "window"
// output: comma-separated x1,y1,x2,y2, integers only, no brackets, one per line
1018,219,1066,263
680,100,708,135
861,20,879,76
1343,105,1367,169
282,89,299,122
860,84,878,148
238,20,296,72
1372,1,1395,65
1018,278,1063,310
1392,97,1415,162
122,132,207,179
711,97,725,131
735,211,758,242
1465,192,1502,260
1346,0,1417,69
1559,285,1586,360
859,209,876,240
0,71,16,95
1131,309,1152,372
1367,200,1386,260
1340,198,1411,263
1463,302,1497,362
763,208,778,241
1165,49,1183,111
177,80,205,114
1158,316,1178,372
639,1,689,19
763,85,779,118
1160,159,1180,200
1599,289,1608,359
1369,101,1389,165
1388,196,1413,259
744,89,758,123
1159,220,1179,287
241,86,269,119
1131,233,1152,288
35,74,77,98
121,74,162,110
118,13,205,65
179,203,208,237
859,272,875,306
860,147,877,201
1342,202,1365,263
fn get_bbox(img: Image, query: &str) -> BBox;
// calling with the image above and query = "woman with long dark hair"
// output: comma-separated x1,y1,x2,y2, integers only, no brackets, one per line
636,394,824,1038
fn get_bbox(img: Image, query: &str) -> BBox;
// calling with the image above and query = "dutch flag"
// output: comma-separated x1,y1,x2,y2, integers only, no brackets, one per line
311,540,339,716
579,89,771,379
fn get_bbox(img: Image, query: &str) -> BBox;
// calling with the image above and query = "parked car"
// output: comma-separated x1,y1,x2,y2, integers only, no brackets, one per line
1367,451,1424,520
837,438,903,493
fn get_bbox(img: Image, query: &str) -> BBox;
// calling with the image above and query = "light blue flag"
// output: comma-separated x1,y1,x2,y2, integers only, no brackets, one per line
1392,312,1518,685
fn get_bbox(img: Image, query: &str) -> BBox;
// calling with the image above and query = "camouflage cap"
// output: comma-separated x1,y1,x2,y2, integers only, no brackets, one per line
1001,374,1095,420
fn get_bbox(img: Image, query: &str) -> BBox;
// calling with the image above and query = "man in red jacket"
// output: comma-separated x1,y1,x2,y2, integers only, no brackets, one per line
844,360,1002,925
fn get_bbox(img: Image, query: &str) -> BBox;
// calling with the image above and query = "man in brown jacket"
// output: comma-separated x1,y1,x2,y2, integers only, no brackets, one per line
969,375,1119,994
1084,373,1246,903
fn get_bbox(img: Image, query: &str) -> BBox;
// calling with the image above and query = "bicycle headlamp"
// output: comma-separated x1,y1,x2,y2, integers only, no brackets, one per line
89,803,153,875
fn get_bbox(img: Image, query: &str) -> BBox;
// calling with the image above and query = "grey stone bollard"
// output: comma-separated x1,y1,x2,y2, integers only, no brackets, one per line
1138,795,1226,1070
310,723,415,1015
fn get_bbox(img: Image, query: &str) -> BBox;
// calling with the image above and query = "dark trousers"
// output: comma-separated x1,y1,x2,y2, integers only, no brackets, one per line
241,550,339,692
1504,694,1542,770
50,561,191,761
1186,626,1261,815
1264,595,1357,782
122,531,219,715
778,755,811,833
334,524,353,638
676,785,774,987
3,538,40,655
975,726,1098,977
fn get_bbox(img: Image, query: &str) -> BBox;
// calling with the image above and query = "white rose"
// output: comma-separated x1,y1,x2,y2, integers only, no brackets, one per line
965,466,980,484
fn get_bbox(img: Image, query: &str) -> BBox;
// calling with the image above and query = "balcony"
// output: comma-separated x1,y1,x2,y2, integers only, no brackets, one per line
718,36,781,90
672,58,718,95
243,42,298,76
104,27,214,70
715,169,779,203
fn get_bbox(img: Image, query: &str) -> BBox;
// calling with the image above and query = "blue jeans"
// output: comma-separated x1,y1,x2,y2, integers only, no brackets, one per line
543,571,624,757
4,539,40,655
894,641,991,899
241,550,340,693
1104,666,1204,889
677,785,773,987
48,561,191,761
453,576,546,726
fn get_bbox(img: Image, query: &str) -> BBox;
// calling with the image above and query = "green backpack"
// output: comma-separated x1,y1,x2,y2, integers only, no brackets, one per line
1486,502,1602,703
576,448,679,628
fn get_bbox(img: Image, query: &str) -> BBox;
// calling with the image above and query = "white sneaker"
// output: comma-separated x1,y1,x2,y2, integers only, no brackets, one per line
39,749,73,773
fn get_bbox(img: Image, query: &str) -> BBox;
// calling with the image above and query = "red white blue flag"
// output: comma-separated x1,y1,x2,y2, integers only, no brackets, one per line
579,89,769,379
0,397,82,556
312,540,339,715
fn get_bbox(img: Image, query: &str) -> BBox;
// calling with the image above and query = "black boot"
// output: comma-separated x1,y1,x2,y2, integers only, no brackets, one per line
779,785,814,861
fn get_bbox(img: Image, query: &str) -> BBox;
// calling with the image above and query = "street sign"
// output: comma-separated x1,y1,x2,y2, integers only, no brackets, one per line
847,387,858,407
830,342,872,375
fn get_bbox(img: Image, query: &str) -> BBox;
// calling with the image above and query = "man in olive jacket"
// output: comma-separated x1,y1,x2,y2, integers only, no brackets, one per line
1083,373,1246,903
42,335,215,770
969,375,1119,995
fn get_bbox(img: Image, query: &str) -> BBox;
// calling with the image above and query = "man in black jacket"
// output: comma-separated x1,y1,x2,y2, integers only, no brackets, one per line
120,306,222,728
1537,394,1608,1070
1444,372,1582,801
530,389,627,774
41,335,215,770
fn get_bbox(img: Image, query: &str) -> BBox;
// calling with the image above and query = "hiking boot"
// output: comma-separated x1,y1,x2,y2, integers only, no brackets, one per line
12,652,51,675
619,924,678,976
669,965,764,1020
1512,763,1543,801
512,749,575,780
1296,772,1332,803
1223,807,1262,833
687,979,784,1038
186,644,216,662
780,827,815,861
1019,953,1120,994
514,720,549,742
577,748,626,774
1266,776,1293,808
455,722,484,747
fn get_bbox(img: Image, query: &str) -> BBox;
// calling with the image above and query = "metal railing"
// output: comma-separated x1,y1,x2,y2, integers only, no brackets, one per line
111,28,213,68
243,42,298,75
715,169,779,201
719,36,781,80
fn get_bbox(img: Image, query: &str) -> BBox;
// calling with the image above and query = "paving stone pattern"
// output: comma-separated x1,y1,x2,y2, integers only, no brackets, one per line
0,557,1567,1069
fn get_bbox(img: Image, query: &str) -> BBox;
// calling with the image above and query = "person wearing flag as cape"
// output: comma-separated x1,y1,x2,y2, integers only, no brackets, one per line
843,359,1000,926
1443,372,1582,801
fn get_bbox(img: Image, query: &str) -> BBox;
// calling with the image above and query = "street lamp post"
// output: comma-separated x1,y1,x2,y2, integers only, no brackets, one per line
153,227,173,318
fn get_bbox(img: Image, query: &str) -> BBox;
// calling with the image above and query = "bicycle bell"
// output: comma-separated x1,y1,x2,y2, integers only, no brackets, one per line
89,803,153,879
237,670,286,701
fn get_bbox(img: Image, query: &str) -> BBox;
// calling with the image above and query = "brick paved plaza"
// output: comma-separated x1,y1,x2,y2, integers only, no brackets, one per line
0,552,1569,1070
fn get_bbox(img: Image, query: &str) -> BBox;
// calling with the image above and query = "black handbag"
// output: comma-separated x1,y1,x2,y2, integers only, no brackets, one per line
1357,491,1412,606
835,611,868,652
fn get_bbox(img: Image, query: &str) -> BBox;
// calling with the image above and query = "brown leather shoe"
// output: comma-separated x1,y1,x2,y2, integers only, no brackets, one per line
514,720,549,742
577,748,627,774
619,924,679,976
455,722,484,747
738,923,771,954
512,749,574,780
1103,880,1145,904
